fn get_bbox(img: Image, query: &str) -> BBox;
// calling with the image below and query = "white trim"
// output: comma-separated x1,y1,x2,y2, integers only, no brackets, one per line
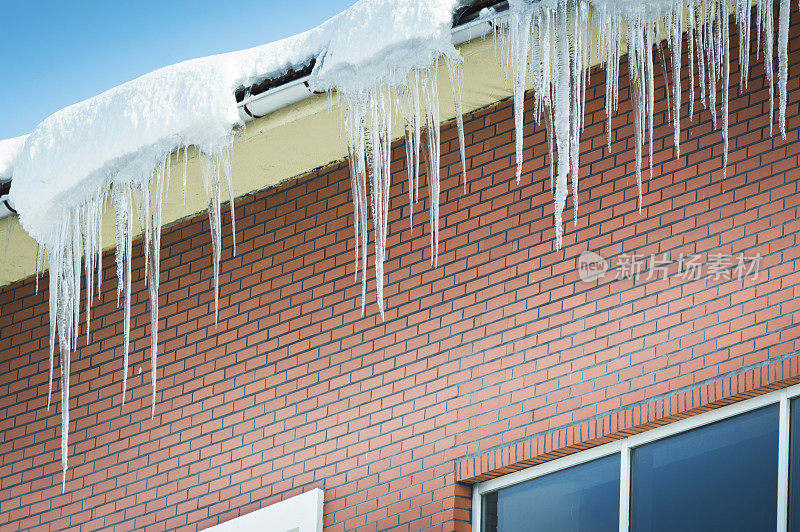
472,481,482,532
208,488,324,532
779,395,791,532
618,443,630,532
476,440,623,496
471,381,800,529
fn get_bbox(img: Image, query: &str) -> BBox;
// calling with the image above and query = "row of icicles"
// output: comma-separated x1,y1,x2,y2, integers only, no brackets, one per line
40,0,793,489
37,146,235,489
498,0,793,248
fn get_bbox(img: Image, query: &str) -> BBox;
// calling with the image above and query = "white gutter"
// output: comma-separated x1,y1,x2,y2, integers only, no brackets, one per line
237,14,502,122
238,76,314,122
0,194,14,219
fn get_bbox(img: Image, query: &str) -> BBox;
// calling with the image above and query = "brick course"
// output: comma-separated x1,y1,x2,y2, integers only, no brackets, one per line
2,4,800,531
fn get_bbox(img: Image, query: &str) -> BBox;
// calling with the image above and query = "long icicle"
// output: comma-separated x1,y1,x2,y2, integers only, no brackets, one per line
778,0,791,138
113,184,133,404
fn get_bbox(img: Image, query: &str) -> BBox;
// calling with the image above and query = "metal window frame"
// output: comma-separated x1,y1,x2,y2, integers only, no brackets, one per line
471,382,800,531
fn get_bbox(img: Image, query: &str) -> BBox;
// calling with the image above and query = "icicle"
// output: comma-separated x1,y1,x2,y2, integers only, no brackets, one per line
545,108,555,192
760,0,776,134
182,146,189,205
509,7,532,183
141,156,169,418
47,242,56,411
39,137,234,485
696,3,709,113
553,1,571,249
707,1,719,132
631,53,645,213
200,152,223,325
113,184,133,405
403,123,416,229
779,0,790,138
689,2,697,121
35,243,42,295
342,92,369,315
737,0,752,92
503,0,590,247
223,146,237,257
59,324,70,490
372,86,392,318
571,0,590,225
447,61,468,193
669,5,684,158
722,0,731,175
422,62,442,267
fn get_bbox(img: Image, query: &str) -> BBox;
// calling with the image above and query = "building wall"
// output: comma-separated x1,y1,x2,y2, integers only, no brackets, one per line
2,6,800,531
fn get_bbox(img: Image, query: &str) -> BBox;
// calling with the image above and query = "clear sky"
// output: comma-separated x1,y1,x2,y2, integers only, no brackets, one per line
0,0,355,140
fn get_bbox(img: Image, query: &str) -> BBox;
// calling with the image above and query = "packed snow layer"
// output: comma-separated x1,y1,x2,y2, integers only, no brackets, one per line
0,135,29,181
311,0,461,93
11,29,325,246
11,0,463,247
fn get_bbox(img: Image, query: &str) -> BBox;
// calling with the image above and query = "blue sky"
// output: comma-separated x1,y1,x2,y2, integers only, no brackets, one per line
0,0,355,139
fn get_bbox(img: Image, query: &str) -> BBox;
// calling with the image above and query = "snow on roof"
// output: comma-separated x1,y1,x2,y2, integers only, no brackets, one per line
9,27,325,245
311,0,460,93
9,0,462,246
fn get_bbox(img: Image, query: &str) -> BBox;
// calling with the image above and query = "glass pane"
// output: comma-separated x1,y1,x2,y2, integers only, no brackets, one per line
789,398,800,531
483,454,620,532
631,405,779,532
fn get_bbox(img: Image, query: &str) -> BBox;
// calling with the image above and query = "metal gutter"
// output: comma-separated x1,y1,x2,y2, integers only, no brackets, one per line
236,3,508,122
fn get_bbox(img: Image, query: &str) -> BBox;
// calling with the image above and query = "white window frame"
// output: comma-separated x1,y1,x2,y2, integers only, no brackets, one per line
471,382,800,532
208,488,324,532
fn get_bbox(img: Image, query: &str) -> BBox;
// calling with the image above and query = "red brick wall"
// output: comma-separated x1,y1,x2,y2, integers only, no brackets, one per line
3,6,800,531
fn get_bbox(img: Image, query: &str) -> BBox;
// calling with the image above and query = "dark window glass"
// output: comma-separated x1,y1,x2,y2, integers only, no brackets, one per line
482,454,620,532
631,405,779,532
789,398,800,531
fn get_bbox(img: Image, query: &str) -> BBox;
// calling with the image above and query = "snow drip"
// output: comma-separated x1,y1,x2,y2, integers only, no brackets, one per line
34,146,234,489
500,0,794,250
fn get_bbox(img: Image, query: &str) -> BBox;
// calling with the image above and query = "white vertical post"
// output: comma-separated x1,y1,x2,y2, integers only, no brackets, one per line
778,394,790,532
619,443,631,532
472,484,483,531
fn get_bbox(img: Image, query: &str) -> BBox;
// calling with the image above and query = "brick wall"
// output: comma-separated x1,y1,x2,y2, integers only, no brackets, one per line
3,5,800,531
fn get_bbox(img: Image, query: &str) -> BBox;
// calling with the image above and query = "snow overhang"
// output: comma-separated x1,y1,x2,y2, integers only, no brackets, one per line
0,1,516,287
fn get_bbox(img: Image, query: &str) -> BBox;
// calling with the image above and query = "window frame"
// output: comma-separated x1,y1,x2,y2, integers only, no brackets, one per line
207,488,324,532
471,382,800,532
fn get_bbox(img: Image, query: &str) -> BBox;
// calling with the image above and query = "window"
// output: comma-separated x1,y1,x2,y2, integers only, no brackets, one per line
473,383,800,531
631,405,778,531
482,455,619,532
